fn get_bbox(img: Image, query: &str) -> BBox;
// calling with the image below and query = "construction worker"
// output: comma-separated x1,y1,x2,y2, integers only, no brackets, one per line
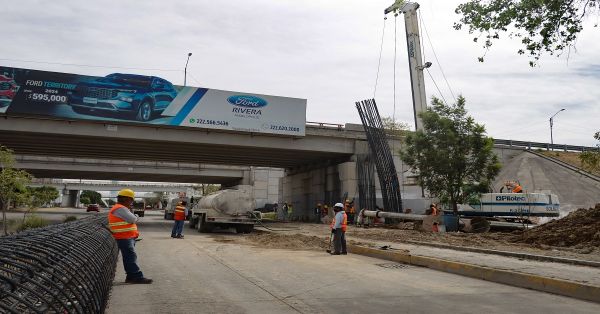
315,203,322,223
322,205,329,218
430,203,440,232
512,183,523,193
348,200,356,224
108,189,152,284
171,201,187,238
329,203,347,255
287,202,294,221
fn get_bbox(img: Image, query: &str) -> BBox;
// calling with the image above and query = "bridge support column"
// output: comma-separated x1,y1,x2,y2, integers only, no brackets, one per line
61,190,80,208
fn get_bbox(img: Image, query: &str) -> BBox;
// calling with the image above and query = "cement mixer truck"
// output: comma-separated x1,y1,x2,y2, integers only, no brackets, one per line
189,186,257,233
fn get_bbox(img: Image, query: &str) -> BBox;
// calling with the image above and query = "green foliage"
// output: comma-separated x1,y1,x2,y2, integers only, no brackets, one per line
63,215,78,223
455,0,599,66
197,184,221,195
80,190,102,205
27,186,60,208
579,130,600,173
16,215,50,232
1,145,33,235
381,116,410,137
400,96,501,212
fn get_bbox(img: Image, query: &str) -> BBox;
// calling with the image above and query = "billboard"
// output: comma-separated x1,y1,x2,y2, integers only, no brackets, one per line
0,66,306,136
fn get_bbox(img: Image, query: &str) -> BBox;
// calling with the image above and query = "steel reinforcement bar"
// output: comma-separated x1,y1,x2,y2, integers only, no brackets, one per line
0,215,118,314
356,99,403,212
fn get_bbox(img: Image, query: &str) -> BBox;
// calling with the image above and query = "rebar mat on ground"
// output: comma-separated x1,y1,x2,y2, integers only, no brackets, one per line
0,215,118,313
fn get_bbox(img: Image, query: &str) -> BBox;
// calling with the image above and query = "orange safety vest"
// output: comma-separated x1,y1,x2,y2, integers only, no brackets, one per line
330,211,348,232
513,185,523,193
108,204,139,240
174,205,186,221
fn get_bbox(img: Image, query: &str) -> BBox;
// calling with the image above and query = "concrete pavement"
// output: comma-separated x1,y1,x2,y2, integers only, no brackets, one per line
107,212,600,313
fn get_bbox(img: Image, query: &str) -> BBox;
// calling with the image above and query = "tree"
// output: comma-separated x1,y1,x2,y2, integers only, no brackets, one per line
455,0,599,66
579,130,600,173
399,96,501,213
80,190,103,206
381,116,410,137
0,145,32,235
197,184,221,196
28,186,60,208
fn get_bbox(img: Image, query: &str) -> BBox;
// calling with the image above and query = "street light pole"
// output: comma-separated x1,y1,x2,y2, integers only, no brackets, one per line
549,108,565,151
184,52,192,87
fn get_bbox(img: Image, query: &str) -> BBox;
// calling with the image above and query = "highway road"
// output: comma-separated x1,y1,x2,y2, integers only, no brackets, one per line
106,211,599,314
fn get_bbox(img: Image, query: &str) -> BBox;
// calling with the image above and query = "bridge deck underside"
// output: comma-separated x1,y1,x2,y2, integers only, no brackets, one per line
0,131,350,171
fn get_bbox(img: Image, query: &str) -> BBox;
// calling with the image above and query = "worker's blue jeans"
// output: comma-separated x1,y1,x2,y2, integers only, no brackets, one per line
171,220,184,237
116,238,144,280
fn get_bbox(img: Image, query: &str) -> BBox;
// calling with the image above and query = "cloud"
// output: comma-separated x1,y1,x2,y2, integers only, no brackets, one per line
1,0,598,147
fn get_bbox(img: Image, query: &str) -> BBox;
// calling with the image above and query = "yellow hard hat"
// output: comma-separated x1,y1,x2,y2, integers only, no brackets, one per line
118,188,135,198
324,205,328,208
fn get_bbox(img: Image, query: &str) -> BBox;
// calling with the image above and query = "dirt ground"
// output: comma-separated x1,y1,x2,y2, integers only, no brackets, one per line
233,204,600,262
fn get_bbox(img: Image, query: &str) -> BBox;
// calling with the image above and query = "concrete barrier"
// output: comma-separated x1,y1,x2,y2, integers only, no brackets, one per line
348,244,600,304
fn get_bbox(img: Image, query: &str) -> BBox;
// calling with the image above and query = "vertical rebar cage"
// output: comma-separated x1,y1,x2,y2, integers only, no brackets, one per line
356,99,403,213
0,215,118,313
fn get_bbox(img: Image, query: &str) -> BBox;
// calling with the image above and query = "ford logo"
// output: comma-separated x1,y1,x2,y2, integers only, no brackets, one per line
227,95,268,108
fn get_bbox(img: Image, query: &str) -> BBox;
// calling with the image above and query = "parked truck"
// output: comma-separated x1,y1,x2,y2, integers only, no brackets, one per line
189,186,257,233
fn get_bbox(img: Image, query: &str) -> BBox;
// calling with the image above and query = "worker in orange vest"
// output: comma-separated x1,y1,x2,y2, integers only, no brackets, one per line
171,200,188,238
108,189,152,284
329,203,348,255
429,203,440,232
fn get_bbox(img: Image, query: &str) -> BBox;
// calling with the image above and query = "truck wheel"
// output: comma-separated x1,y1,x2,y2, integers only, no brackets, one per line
197,214,211,233
235,225,244,234
244,225,254,233
189,216,198,229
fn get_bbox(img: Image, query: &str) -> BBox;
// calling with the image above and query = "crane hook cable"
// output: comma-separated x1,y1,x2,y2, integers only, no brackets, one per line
373,16,388,99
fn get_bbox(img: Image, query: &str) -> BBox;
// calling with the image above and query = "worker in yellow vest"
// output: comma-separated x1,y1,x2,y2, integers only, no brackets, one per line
171,201,188,238
108,189,152,284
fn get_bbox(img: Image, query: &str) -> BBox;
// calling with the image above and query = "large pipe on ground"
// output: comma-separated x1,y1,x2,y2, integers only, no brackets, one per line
362,210,427,221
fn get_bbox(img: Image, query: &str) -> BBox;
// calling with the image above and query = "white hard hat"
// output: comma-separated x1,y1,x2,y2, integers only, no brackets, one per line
334,202,344,208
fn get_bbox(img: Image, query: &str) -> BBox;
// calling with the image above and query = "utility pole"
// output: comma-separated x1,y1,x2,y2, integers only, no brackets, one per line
549,108,565,151
385,1,430,131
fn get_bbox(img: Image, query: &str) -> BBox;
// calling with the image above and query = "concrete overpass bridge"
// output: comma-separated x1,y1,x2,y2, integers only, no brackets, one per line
29,179,198,193
1,115,598,215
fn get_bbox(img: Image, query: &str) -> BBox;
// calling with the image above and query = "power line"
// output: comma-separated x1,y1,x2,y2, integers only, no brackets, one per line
0,58,181,72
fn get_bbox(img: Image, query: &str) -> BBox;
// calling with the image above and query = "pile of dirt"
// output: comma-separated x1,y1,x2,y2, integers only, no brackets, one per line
243,231,369,251
511,204,600,250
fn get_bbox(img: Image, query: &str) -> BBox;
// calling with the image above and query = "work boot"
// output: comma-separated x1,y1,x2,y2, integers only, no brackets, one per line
329,252,341,255
125,277,153,284
176,234,184,239
341,252,347,255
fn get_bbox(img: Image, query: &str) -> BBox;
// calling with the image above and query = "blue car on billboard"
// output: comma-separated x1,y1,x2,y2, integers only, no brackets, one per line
68,73,178,121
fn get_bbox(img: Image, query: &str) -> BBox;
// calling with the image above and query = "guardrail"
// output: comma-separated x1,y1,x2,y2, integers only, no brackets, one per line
0,215,118,313
526,150,600,183
493,139,598,152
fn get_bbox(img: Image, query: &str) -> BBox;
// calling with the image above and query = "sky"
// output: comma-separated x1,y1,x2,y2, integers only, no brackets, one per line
3,0,599,146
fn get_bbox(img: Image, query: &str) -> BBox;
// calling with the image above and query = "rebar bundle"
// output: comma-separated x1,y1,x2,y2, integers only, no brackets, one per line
0,215,118,314
356,154,377,212
356,98,403,213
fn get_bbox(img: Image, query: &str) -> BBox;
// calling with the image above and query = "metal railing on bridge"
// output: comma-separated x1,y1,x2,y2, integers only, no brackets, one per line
0,216,117,313
493,139,598,152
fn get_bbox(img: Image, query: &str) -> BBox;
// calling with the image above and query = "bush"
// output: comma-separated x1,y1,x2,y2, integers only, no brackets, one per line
63,215,78,223
17,215,50,232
